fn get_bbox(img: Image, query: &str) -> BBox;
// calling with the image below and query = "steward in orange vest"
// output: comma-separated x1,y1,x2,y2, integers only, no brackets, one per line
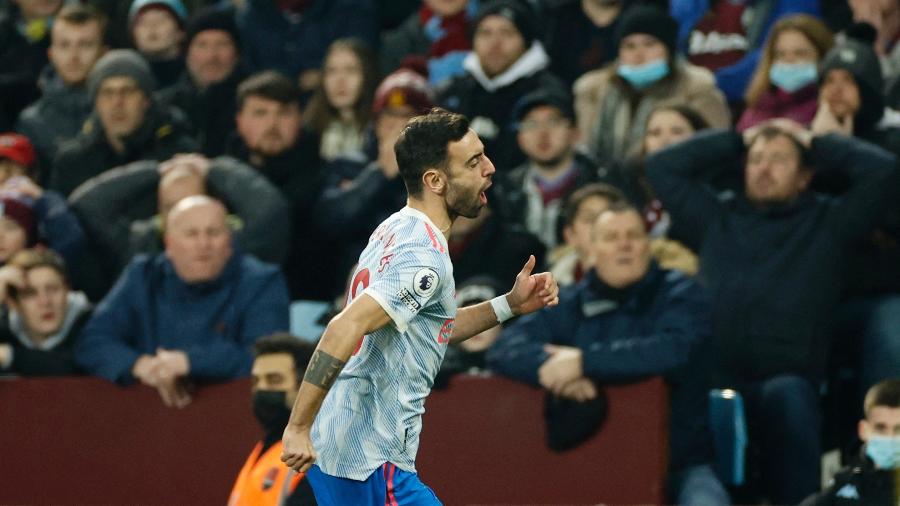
230,333,317,505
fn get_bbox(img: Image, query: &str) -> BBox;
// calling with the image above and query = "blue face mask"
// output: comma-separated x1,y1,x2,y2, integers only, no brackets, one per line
617,59,670,89
769,62,818,93
865,435,900,469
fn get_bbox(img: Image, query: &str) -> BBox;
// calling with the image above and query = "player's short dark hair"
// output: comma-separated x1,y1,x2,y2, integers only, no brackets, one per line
237,71,301,111
562,183,625,228
253,333,317,381
394,108,470,197
864,379,900,417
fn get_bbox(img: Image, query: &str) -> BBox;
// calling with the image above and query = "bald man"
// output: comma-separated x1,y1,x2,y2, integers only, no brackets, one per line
75,195,290,407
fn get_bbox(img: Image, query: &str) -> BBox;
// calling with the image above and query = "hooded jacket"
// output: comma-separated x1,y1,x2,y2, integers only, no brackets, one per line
49,101,199,197
74,251,289,384
15,66,93,175
646,129,898,384
0,292,92,376
438,42,567,172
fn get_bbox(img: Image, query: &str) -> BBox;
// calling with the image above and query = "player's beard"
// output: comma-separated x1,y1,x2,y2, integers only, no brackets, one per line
445,183,484,220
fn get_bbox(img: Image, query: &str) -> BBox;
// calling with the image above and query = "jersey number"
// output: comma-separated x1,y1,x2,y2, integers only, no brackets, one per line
350,268,370,356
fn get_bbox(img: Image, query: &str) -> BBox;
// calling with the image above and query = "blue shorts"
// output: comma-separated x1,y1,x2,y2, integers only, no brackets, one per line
306,463,442,506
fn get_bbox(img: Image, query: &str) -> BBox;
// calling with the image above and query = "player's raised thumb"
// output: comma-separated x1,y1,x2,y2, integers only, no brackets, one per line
519,255,536,277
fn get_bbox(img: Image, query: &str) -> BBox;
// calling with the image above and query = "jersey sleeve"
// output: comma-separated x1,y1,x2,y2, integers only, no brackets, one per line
363,245,448,333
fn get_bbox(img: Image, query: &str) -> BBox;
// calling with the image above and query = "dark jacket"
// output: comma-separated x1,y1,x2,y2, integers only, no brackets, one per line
15,67,93,176
148,56,184,91
0,292,92,376
438,43,567,172
800,452,896,506
68,157,290,297
237,0,377,77
487,265,715,471
33,189,89,270
543,0,620,88
449,212,547,287
157,67,246,157
379,9,429,76
49,102,199,197
225,131,337,300
74,252,290,384
492,152,599,248
0,2,48,129
315,158,407,285
646,129,899,385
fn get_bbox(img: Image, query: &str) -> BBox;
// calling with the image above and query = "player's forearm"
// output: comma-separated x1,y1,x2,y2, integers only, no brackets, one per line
449,300,501,345
286,315,364,429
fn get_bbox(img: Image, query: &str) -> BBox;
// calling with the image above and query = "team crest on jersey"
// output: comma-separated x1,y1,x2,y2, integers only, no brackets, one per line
413,268,439,298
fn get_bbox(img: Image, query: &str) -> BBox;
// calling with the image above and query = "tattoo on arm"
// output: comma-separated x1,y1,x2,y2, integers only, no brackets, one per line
303,350,346,390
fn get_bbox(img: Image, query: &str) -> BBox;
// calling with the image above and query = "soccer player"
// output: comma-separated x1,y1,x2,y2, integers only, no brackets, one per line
281,108,560,504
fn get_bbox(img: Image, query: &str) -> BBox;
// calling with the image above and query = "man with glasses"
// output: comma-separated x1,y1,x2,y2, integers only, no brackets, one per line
492,87,600,249
48,49,197,197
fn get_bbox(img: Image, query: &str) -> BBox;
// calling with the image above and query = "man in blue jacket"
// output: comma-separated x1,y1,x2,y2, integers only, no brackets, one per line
75,195,289,407
487,203,727,506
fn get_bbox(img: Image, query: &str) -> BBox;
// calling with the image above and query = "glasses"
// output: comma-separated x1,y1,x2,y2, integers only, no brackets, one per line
518,117,571,132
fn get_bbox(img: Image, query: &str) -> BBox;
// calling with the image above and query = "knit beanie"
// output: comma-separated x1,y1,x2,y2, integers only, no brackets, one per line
820,36,884,129
87,49,156,100
0,192,37,247
186,5,240,49
615,5,678,56
472,0,538,47
128,0,189,28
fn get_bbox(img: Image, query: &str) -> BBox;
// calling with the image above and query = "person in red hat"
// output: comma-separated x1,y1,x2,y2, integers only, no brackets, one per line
0,132,36,183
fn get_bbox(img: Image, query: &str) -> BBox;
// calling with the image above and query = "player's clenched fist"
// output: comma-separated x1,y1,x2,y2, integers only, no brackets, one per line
281,426,317,473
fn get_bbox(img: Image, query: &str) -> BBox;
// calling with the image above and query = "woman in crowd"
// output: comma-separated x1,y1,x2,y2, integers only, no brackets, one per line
304,38,378,163
737,15,834,132
574,5,730,165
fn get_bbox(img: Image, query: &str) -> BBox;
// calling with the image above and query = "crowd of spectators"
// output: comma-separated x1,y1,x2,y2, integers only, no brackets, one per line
1,0,899,503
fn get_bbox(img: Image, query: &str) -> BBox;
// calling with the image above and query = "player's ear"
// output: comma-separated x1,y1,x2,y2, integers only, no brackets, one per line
422,168,446,195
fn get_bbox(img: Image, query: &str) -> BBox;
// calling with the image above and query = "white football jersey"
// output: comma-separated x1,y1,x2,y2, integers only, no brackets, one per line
311,206,457,480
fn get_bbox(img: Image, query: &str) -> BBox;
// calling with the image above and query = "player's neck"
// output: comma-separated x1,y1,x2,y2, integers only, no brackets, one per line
407,197,454,239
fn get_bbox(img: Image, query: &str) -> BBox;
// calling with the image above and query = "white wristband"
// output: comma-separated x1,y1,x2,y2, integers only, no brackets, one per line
490,295,514,323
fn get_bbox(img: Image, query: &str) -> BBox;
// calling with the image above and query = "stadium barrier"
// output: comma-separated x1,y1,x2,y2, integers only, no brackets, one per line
0,375,667,504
